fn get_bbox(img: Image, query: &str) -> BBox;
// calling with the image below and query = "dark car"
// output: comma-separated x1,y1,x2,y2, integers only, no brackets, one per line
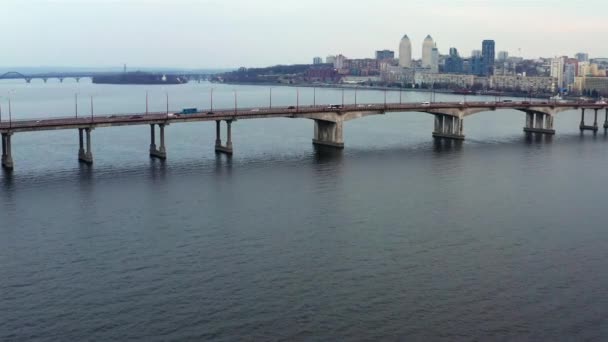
287,106,296,109
130,115,143,119
206,111,214,115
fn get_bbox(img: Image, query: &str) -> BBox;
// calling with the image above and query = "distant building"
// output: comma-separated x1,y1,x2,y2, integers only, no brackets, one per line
422,35,434,68
564,63,576,88
497,51,509,62
334,54,347,69
313,57,323,65
574,76,608,96
399,35,412,68
550,56,565,90
444,48,464,73
471,50,482,58
490,75,554,92
482,40,495,76
430,47,439,73
470,56,484,76
326,55,336,65
576,52,589,62
375,49,395,61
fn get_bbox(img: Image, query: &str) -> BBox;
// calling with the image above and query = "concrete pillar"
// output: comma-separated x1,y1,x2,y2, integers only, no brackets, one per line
604,109,608,129
78,128,86,160
593,109,599,131
526,111,534,128
458,117,464,135
545,115,554,130
149,124,156,152
2,133,13,170
432,115,464,140
78,128,93,164
434,115,441,133
312,119,344,148
215,120,234,154
535,113,544,129
159,124,166,155
215,120,221,147
226,120,233,149
580,108,597,132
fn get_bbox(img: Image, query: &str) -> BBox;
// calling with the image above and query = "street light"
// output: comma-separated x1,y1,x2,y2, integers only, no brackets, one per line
234,90,238,114
342,88,345,107
313,87,316,107
145,91,149,114
165,91,169,115
354,87,357,106
296,88,299,111
210,88,214,112
90,95,94,123
75,93,79,118
269,87,272,109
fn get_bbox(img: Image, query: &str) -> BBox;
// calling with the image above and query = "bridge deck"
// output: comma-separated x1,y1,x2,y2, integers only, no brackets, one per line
0,101,603,133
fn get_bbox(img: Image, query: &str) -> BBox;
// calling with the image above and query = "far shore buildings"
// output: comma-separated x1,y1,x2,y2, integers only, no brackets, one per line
314,35,606,95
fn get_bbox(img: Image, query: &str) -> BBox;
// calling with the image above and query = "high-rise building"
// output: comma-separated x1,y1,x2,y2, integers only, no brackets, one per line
326,55,336,65
430,46,439,73
398,35,412,68
482,40,495,76
564,63,576,88
422,35,434,68
445,48,463,73
334,54,347,69
575,52,589,62
550,56,565,90
471,50,482,58
313,57,323,65
497,51,509,62
376,50,395,61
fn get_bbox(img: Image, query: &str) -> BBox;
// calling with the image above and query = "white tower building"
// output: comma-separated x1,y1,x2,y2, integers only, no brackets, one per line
399,35,412,68
422,35,434,68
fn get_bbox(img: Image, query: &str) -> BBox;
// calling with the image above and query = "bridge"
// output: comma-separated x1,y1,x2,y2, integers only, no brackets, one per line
1,100,607,170
0,71,212,83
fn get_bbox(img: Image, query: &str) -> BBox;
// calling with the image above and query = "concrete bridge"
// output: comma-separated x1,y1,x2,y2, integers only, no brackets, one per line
1,100,607,170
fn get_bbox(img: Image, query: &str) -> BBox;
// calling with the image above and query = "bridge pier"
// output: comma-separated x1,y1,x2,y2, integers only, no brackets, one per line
78,128,93,164
604,109,608,129
149,124,167,159
432,115,464,140
523,111,555,135
2,133,14,170
312,119,344,148
580,108,598,132
215,120,234,154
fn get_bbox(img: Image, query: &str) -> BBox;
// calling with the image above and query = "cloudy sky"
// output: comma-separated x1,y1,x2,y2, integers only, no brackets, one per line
2,0,607,68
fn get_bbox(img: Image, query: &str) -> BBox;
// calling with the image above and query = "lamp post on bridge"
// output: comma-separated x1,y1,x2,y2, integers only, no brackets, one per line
384,89,387,107
354,87,357,106
145,91,149,115
75,93,78,118
269,87,272,109
234,90,238,114
210,88,214,112
296,88,299,111
90,95,94,123
165,91,169,116
313,87,316,107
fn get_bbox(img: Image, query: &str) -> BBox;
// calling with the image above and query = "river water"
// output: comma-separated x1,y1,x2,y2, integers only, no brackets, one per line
1,79,608,341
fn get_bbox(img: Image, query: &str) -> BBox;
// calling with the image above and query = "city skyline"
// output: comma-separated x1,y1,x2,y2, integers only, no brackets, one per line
2,0,608,69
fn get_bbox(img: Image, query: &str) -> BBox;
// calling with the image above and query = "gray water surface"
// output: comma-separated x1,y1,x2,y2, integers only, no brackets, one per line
1,80,608,341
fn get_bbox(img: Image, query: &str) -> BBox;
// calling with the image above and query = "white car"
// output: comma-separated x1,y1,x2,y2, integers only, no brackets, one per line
595,101,607,105
250,108,260,112
421,101,430,106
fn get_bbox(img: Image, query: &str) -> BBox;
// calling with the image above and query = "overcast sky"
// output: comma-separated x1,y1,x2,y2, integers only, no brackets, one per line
2,0,607,69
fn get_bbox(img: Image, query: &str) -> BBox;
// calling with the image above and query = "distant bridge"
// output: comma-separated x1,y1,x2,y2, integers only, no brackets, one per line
1,100,607,170
0,71,212,83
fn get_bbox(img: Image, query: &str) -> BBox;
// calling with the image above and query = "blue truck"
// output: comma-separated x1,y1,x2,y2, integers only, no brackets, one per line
180,108,198,114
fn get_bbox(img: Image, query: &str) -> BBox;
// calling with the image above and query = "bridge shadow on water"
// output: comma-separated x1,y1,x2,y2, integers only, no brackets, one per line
2,130,608,192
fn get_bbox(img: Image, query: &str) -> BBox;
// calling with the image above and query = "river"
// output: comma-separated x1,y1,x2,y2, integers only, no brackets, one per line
1,79,608,341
